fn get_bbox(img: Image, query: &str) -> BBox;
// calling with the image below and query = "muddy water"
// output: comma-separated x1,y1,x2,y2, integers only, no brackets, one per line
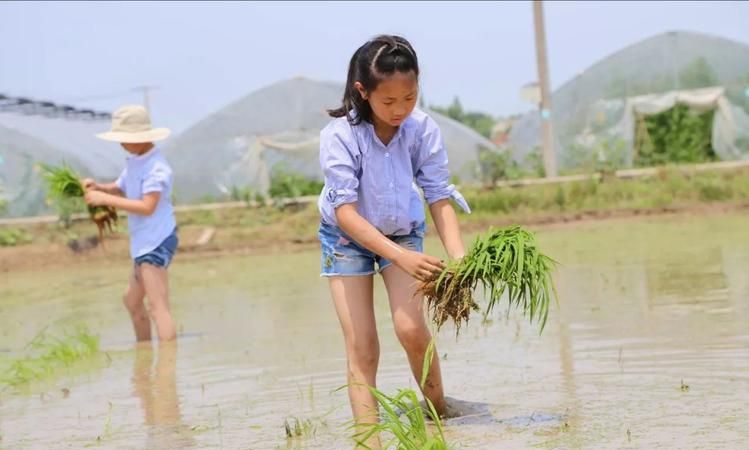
1,213,748,449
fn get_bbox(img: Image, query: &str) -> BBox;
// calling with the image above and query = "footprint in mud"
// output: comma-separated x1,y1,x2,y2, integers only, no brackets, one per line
428,397,565,428
415,396,493,423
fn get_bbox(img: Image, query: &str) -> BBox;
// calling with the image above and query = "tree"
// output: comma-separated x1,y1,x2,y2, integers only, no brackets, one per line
445,96,464,121
679,57,718,90
431,96,497,139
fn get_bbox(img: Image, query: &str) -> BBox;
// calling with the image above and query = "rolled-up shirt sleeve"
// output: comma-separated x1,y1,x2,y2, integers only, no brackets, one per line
414,118,472,214
319,126,359,209
142,163,172,194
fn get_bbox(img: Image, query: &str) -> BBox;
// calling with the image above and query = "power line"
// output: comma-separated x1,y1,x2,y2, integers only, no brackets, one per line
60,88,138,103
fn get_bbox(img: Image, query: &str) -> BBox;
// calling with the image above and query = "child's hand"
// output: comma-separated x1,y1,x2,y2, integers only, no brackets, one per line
81,178,98,191
393,250,445,282
84,190,109,207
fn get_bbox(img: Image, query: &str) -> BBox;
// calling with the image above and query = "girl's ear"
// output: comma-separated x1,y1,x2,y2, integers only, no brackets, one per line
354,81,368,100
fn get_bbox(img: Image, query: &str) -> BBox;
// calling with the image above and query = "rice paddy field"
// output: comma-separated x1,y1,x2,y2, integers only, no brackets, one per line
1,212,748,449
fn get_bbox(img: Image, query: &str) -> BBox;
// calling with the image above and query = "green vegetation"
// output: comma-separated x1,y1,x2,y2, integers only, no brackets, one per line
4,166,748,256
39,163,119,237
1,325,100,388
0,227,32,247
431,97,496,139
635,105,716,167
284,417,317,440
464,167,749,217
354,341,450,450
268,166,324,199
421,226,556,333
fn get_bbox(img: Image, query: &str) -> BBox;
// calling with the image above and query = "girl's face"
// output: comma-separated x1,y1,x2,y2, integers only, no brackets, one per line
356,71,418,128
121,142,154,155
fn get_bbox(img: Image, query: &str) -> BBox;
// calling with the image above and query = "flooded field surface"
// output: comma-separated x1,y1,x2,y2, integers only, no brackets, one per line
1,213,748,449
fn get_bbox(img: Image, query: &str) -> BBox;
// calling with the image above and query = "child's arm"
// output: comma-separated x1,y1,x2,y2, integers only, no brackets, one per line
83,178,123,196
84,190,160,216
336,204,444,281
429,199,466,260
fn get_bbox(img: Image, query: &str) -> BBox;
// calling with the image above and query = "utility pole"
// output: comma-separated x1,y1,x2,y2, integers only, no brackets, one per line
533,0,557,177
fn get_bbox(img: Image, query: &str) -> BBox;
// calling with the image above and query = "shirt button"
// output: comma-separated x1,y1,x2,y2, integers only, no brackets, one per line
385,152,390,157
391,216,396,221
389,182,394,188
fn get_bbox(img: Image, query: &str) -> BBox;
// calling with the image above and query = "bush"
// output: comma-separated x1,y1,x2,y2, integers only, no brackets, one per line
0,228,33,247
268,167,323,199
636,104,716,167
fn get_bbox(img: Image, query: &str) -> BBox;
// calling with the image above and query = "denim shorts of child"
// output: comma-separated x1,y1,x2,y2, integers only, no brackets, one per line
134,228,179,269
318,221,426,277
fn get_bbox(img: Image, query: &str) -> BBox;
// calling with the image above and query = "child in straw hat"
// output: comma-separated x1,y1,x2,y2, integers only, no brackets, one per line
84,105,178,342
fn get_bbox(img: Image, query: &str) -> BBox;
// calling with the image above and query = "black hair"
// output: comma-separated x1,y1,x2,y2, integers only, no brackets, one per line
328,35,419,125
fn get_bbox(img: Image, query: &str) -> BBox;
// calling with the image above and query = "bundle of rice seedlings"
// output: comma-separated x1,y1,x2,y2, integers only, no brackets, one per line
39,163,118,241
420,226,557,334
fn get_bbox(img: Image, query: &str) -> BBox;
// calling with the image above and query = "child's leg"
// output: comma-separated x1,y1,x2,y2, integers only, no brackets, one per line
382,265,447,416
140,263,177,341
329,275,381,449
124,269,151,341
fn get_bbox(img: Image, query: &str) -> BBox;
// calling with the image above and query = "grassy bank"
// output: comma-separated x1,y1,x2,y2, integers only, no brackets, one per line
1,167,748,261
463,165,749,221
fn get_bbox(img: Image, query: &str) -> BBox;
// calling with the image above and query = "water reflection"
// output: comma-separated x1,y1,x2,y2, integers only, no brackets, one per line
132,341,195,448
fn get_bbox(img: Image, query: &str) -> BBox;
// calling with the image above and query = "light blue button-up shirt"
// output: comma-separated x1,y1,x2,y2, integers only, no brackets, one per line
115,148,177,258
318,108,471,236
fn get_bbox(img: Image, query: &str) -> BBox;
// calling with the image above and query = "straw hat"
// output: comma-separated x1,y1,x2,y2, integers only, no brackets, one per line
95,105,171,143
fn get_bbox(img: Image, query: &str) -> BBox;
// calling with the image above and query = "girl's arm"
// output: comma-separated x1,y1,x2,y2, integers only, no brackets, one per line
412,116,471,261
84,190,160,216
336,204,444,281
429,199,466,260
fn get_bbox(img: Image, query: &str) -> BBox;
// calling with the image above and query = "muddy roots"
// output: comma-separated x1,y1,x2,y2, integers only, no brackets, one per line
419,270,480,333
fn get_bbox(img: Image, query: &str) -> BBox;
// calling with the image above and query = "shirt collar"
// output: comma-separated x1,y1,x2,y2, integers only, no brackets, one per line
127,147,159,162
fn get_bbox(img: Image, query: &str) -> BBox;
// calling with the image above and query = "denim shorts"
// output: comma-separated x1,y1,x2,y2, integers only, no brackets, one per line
134,228,179,269
319,221,425,277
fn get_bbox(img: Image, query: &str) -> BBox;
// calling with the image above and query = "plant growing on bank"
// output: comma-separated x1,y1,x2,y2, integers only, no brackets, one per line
268,166,324,199
0,228,33,247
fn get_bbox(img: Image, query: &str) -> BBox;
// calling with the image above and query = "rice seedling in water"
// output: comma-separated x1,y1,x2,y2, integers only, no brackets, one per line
352,341,451,450
420,225,557,334
0,325,100,387
284,416,316,439
39,163,118,241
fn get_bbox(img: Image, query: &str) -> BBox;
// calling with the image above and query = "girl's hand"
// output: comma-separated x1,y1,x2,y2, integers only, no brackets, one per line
82,178,98,191
84,190,109,207
393,250,445,282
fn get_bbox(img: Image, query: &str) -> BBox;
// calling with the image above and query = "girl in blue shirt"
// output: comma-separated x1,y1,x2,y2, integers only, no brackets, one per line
318,35,470,446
